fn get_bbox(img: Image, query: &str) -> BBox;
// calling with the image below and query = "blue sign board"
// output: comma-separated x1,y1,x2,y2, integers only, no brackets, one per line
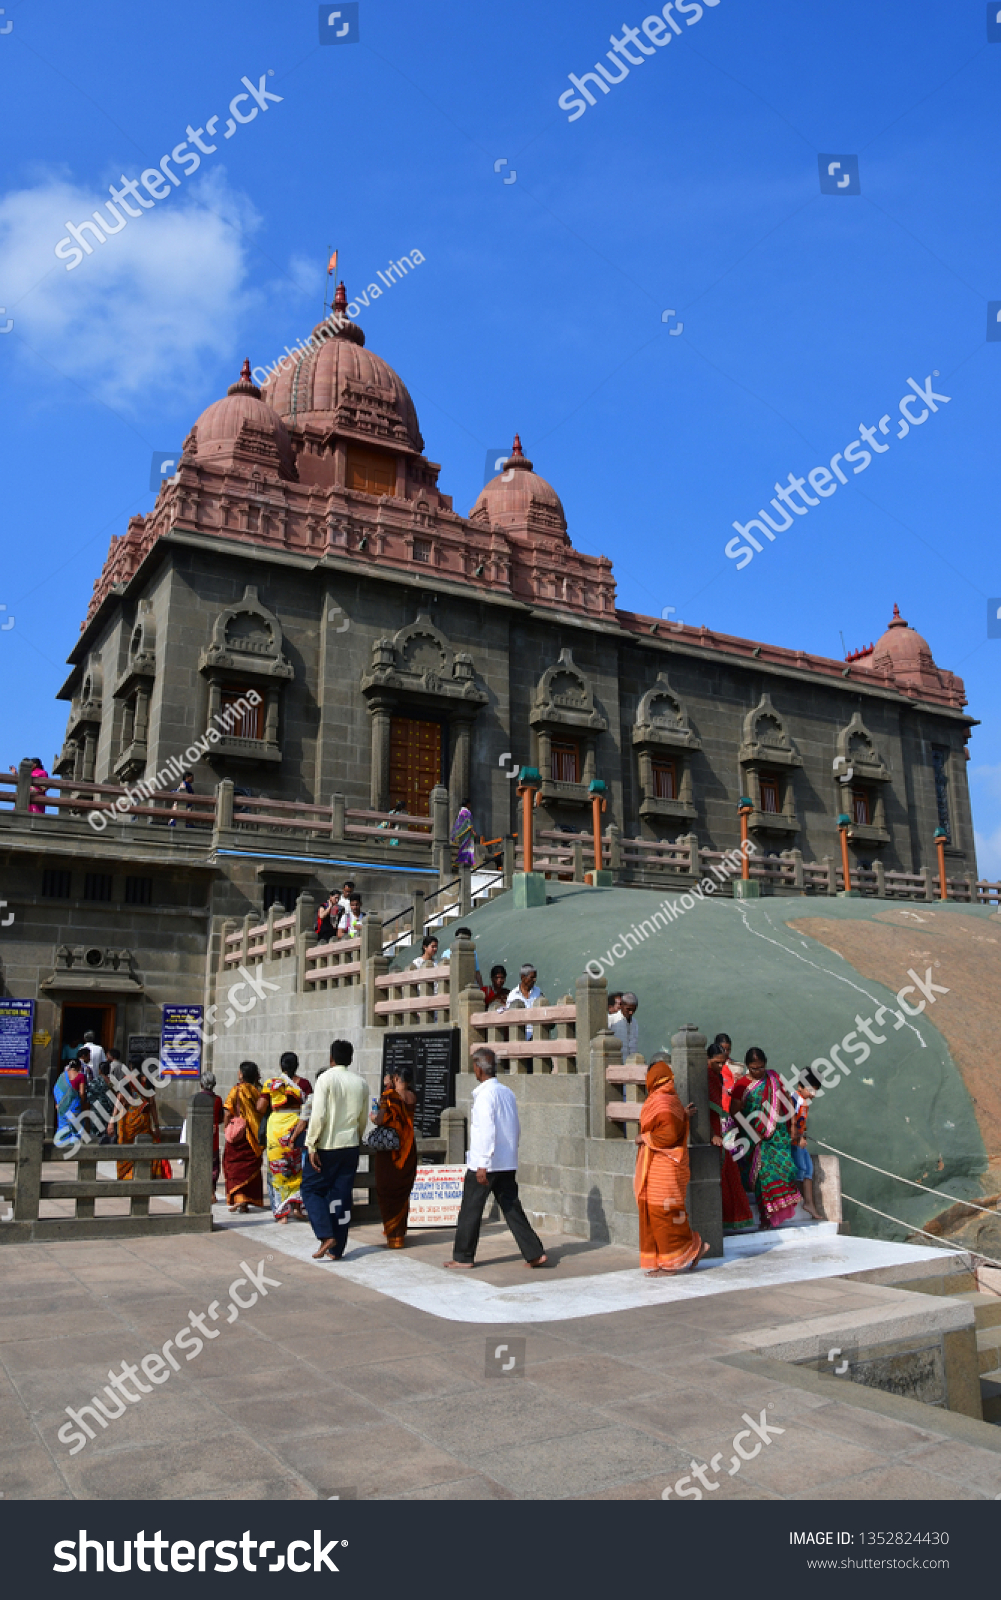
0,998,34,1075
160,1003,203,1077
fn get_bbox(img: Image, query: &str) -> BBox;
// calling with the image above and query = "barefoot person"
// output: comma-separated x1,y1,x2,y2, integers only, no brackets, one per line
634,1056,709,1276
302,1039,369,1261
222,1061,265,1213
370,1064,418,1249
446,1047,548,1271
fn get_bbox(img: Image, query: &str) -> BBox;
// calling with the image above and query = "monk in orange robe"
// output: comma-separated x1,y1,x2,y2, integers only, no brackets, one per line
633,1058,709,1276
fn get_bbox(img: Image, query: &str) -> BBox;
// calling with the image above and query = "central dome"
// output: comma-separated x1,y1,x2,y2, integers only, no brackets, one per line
261,282,423,452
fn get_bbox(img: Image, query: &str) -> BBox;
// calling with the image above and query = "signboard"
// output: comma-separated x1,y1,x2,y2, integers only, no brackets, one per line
159,1004,203,1077
408,1164,466,1228
129,1034,161,1062
0,999,35,1076
381,1028,460,1139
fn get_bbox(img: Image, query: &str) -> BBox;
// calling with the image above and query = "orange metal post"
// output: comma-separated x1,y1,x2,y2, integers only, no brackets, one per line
592,793,604,873
521,784,534,875
739,806,751,880
839,823,853,893
937,835,948,901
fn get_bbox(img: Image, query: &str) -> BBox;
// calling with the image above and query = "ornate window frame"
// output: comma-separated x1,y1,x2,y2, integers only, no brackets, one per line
529,648,607,807
632,672,700,827
197,586,293,766
835,711,891,847
738,694,802,837
113,605,157,782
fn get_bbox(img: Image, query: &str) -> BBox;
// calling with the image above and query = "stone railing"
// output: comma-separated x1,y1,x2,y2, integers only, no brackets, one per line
366,935,480,1028
302,935,363,991
0,1098,214,1243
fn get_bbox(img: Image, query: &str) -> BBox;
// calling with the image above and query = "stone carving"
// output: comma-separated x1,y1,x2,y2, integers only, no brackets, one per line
739,694,802,768
531,647,607,731
198,585,293,681
361,613,487,707
836,711,890,783
632,673,701,752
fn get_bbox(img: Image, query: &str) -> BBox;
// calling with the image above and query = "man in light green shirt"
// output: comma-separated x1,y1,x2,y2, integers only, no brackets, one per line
301,1039,369,1260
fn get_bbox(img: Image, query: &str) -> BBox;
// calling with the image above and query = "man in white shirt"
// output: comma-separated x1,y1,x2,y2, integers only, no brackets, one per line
504,962,542,1040
445,1047,548,1270
82,1031,106,1073
607,992,639,1058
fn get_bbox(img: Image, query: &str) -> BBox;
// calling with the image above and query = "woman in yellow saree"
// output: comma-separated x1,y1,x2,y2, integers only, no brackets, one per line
260,1070,306,1222
633,1057,709,1276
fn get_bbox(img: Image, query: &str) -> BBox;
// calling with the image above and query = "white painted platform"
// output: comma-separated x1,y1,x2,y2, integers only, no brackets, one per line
226,1213,959,1324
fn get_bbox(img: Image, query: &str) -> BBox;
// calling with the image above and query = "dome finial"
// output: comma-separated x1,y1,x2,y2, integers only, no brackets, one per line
888,602,908,629
333,280,348,313
227,358,261,399
506,433,533,472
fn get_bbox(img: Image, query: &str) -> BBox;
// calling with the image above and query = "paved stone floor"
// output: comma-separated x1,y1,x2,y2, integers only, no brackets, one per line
3,1216,1001,1501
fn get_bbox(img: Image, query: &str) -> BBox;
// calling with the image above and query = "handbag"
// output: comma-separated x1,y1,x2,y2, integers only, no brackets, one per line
224,1115,246,1145
366,1124,400,1152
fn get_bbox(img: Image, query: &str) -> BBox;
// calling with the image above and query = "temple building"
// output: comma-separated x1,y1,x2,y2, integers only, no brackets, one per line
0,282,978,1099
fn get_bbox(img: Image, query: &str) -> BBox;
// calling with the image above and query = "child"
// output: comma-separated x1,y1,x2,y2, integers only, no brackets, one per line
792,1069,822,1219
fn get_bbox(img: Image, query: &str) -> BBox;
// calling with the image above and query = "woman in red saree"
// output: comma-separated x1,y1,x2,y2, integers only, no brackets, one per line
706,1043,755,1232
370,1065,418,1248
633,1058,709,1276
116,1063,172,1181
223,1060,265,1212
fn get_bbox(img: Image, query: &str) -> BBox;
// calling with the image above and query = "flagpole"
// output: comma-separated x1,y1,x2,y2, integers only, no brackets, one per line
323,243,331,319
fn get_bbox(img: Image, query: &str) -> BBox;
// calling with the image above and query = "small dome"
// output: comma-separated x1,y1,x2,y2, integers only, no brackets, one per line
470,435,568,538
192,359,294,476
872,603,936,673
262,282,423,452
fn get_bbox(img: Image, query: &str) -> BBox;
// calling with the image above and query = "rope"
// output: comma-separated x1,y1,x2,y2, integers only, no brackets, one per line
842,1191,1001,1273
814,1138,1000,1219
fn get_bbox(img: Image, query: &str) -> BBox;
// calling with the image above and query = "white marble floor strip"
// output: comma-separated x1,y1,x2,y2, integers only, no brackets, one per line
228,1214,951,1324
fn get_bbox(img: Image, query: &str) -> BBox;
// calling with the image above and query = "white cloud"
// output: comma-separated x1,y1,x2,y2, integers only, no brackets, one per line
0,169,263,408
969,764,1001,881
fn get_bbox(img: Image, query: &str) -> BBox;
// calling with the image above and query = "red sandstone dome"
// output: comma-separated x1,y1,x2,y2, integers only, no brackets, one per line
261,282,423,452
470,435,568,540
871,604,959,701
190,359,294,477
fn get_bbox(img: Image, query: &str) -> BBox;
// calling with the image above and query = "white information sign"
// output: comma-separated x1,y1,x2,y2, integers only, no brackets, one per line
407,1163,466,1228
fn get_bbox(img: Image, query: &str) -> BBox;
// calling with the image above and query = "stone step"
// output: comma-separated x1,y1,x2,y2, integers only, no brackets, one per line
976,1324,1001,1374
951,1290,1001,1331
981,1374,1001,1426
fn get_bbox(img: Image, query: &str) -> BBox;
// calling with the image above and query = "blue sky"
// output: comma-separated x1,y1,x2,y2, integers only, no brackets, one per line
1,0,998,868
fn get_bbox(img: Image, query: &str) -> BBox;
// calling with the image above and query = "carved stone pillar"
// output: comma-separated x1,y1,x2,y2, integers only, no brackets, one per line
82,732,97,783
368,698,393,810
134,689,149,745
264,688,279,745
449,716,474,811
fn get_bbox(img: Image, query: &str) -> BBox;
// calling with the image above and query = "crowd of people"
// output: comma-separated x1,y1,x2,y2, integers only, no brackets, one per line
199,1038,545,1269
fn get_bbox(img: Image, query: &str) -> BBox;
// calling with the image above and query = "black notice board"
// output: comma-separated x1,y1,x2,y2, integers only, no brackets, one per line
381,1028,460,1139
